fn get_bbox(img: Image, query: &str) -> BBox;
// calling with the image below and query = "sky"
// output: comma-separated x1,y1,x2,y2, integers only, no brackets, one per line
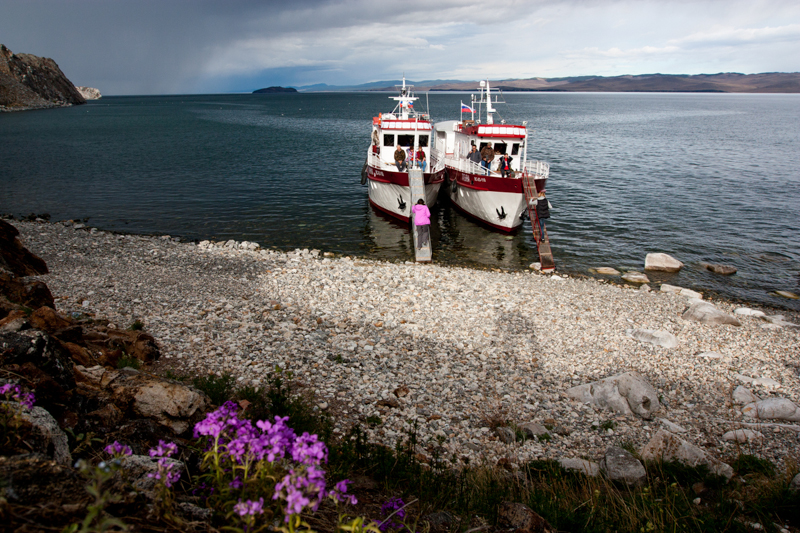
1,0,799,95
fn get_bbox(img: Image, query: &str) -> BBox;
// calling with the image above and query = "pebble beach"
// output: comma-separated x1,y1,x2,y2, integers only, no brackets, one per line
13,219,800,471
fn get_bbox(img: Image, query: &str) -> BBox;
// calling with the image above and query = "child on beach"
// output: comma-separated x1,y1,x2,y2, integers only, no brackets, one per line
412,199,431,249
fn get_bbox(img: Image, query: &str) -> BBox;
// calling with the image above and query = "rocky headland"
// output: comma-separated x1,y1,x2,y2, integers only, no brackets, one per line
0,44,86,111
76,86,102,100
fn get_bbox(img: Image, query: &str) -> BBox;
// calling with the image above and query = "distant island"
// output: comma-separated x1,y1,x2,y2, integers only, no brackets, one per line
253,86,297,94
296,73,800,93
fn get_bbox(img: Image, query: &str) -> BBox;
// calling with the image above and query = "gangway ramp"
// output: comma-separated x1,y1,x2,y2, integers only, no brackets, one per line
409,169,431,262
522,161,555,272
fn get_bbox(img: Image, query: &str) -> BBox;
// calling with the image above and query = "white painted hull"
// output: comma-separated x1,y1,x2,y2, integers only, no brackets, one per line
369,177,441,222
449,183,526,232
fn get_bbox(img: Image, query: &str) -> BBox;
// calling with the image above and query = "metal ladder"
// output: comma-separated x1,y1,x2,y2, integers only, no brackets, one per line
409,168,432,262
522,161,555,272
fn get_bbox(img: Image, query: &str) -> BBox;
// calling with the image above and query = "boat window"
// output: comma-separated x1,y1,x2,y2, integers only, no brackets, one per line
494,142,507,154
383,134,395,146
397,134,415,147
418,135,429,147
511,143,520,155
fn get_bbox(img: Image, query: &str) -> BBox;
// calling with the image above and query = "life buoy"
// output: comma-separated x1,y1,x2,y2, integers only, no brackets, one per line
360,159,368,185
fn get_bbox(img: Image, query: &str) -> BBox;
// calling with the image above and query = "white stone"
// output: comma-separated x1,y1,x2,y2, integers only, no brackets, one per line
658,418,688,433
20,406,71,465
594,267,620,275
559,458,600,476
733,374,781,390
742,398,800,421
640,430,733,479
645,253,683,272
734,308,766,317
566,372,661,419
732,386,759,405
626,328,679,349
682,302,741,326
622,271,650,284
722,429,764,443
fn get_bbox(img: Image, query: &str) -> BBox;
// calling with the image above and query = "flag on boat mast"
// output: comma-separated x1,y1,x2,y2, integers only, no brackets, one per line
461,101,474,113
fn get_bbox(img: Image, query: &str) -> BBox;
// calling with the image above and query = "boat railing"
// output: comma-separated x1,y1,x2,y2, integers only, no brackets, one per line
369,148,445,173
521,160,550,180
445,155,501,176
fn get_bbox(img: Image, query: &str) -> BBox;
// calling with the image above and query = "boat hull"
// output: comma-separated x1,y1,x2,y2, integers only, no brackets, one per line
367,165,444,222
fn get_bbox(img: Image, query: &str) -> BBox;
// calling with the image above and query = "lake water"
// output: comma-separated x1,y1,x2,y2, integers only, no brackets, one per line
1,92,799,310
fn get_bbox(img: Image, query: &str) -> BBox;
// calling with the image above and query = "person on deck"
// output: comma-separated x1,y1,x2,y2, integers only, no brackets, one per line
499,153,513,177
480,142,495,175
416,148,427,172
412,199,431,249
394,145,408,172
467,145,481,166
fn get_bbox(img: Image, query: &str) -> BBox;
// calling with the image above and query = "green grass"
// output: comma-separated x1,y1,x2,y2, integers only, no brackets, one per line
116,355,141,370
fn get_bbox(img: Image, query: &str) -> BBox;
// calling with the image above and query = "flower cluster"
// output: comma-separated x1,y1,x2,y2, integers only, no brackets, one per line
0,383,35,409
148,439,181,488
193,402,357,524
104,441,133,458
379,498,407,532
234,497,265,517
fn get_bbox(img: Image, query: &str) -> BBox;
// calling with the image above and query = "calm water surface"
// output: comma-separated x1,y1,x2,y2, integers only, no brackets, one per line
1,92,798,310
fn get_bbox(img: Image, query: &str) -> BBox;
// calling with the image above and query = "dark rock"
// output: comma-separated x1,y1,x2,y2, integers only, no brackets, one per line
600,446,647,486
497,501,555,532
702,263,737,275
0,220,49,276
495,426,515,443
1,330,76,393
0,44,85,111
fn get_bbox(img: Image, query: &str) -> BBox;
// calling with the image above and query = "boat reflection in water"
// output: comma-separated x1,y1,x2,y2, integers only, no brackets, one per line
362,203,536,270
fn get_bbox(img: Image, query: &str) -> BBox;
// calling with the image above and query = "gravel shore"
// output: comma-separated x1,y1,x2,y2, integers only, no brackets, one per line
13,219,800,470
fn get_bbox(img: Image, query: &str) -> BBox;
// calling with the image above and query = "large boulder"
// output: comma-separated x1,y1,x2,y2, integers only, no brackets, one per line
77,366,210,434
600,446,646,486
566,372,661,419
640,429,733,479
741,398,800,422
682,302,741,326
645,253,683,272
20,405,72,465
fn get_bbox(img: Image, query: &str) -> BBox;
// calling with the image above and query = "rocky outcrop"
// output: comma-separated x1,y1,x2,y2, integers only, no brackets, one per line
76,86,101,100
0,44,85,111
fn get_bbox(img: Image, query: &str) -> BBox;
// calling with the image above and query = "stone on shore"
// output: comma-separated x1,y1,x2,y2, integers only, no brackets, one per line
594,267,620,275
640,429,733,479
621,271,649,284
660,284,703,299
732,386,759,405
735,308,766,317
733,374,781,390
742,398,800,422
774,291,799,300
626,328,679,348
566,372,661,419
600,446,646,486
559,458,600,477
682,301,741,326
722,429,764,443
645,253,683,272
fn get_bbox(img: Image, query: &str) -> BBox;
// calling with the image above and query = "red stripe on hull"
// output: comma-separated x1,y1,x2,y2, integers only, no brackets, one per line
367,165,445,186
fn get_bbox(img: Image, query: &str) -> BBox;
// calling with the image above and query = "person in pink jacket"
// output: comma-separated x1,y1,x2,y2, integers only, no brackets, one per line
411,199,431,249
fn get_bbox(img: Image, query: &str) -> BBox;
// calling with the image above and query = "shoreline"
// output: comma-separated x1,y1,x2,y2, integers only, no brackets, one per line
11,218,800,470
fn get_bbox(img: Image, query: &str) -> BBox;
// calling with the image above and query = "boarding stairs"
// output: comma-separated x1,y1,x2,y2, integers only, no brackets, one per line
409,168,432,262
522,161,555,272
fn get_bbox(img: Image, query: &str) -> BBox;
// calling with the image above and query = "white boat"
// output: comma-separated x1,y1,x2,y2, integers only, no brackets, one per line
362,77,445,222
433,80,550,232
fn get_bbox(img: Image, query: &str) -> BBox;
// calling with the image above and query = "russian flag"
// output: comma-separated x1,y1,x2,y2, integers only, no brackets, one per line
461,101,474,113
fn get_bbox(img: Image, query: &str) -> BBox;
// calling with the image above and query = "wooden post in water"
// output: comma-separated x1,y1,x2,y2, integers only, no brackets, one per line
409,168,431,262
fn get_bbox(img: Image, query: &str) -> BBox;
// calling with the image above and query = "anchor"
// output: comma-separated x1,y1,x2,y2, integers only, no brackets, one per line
496,206,507,220
397,198,407,211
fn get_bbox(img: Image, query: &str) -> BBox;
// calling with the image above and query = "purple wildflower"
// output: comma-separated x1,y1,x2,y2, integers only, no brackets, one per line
234,497,265,517
229,476,244,489
104,441,133,457
379,497,407,532
149,439,178,458
0,384,35,409
255,416,296,463
147,457,181,488
273,465,327,520
194,401,242,439
329,479,358,506
291,432,328,466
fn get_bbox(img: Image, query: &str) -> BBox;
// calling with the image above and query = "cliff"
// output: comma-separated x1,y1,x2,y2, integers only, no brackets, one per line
0,44,85,111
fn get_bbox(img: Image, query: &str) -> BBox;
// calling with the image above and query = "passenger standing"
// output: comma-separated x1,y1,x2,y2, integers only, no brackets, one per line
499,153,513,177
412,199,431,249
416,148,427,172
480,142,495,175
467,145,481,166
394,145,408,172
534,190,552,236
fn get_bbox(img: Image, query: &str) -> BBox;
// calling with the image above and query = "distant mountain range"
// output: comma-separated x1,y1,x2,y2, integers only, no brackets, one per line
295,73,800,93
